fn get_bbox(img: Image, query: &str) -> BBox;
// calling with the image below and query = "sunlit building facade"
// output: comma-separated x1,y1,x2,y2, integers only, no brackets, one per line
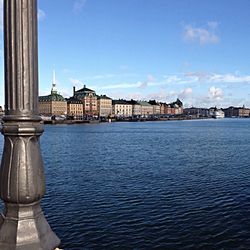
112,100,133,117
74,85,98,116
67,97,83,119
97,95,112,117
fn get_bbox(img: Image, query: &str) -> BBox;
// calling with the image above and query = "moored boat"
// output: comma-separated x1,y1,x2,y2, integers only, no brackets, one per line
213,109,225,119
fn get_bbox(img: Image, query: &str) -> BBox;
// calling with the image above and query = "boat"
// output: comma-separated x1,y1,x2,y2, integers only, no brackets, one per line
40,115,52,121
213,109,225,119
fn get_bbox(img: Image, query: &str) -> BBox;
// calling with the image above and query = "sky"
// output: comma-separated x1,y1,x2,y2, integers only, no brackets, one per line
0,0,250,108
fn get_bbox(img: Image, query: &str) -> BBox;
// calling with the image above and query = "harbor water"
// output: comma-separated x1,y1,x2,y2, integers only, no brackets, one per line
0,119,250,249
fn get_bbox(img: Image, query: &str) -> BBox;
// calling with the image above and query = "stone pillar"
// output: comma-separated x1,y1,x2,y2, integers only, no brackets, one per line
0,0,60,249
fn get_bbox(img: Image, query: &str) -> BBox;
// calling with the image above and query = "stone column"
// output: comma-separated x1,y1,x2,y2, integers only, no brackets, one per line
0,0,60,249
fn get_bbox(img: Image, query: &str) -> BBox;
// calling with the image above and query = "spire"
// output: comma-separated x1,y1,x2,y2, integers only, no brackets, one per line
51,69,57,94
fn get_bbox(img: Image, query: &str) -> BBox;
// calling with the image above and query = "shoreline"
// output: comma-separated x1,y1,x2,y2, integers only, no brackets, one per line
43,116,212,125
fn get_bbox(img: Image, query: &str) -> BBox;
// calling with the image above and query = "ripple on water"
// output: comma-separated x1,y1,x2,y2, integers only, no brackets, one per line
1,120,250,249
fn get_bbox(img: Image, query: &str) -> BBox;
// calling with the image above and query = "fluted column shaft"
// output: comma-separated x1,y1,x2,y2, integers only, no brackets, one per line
5,0,38,117
0,1,60,249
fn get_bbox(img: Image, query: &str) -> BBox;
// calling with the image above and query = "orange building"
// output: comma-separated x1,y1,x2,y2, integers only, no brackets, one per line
73,85,98,116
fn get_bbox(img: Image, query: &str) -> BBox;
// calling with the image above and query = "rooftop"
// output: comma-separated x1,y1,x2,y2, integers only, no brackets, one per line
39,92,66,102
66,97,83,104
137,101,152,106
75,85,95,93
97,95,112,100
112,99,130,105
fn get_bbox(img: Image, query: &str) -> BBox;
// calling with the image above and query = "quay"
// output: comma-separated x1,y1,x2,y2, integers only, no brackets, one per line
43,115,210,125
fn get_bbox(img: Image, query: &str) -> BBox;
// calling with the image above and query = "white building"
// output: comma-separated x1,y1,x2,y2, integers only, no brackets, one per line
112,100,133,117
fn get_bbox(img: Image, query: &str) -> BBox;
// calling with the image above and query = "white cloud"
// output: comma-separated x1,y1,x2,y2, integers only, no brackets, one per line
209,86,223,100
138,81,148,89
163,72,250,86
183,22,219,45
73,0,87,13
85,71,250,103
96,74,158,90
137,75,156,89
209,73,250,83
83,73,138,81
179,87,193,99
147,90,172,101
164,75,182,83
98,82,141,90
163,74,199,85
142,89,175,102
38,9,46,21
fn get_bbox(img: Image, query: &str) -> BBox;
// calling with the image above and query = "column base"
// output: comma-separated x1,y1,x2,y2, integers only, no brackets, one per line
0,202,60,250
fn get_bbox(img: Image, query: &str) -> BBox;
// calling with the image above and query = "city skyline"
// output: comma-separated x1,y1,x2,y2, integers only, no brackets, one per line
0,0,250,108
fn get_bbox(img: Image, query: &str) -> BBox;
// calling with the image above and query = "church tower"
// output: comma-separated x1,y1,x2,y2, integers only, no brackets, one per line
51,70,57,94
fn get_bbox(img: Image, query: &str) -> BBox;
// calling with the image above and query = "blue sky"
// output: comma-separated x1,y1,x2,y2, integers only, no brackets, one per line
1,0,250,108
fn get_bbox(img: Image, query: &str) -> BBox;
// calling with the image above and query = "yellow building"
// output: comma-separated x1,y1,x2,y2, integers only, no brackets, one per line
67,97,83,119
127,100,141,117
97,95,112,117
39,71,67,117
148,100,161,115
137,101,153,117
74,85,98,116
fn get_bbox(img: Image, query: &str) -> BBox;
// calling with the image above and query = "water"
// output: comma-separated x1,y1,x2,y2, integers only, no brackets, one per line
1,119,250,249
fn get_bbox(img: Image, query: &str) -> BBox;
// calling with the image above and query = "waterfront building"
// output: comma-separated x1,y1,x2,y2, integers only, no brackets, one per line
174,105,183,115
223,106,250,117
39,71,67,116
127,99,142,117
66,97,83,119
138,101,154,117
159,103,166,115
164,104,172,115
168,98,183,115
74,85,98,116
97,95,112,117
112,100,133,117
238,106,249,117
184,107,210,117
173,98,183,115
148,100,161,115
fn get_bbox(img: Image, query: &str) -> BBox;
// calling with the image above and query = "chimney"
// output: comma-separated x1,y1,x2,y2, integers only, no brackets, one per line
73,86,75,95
84,84,86,88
